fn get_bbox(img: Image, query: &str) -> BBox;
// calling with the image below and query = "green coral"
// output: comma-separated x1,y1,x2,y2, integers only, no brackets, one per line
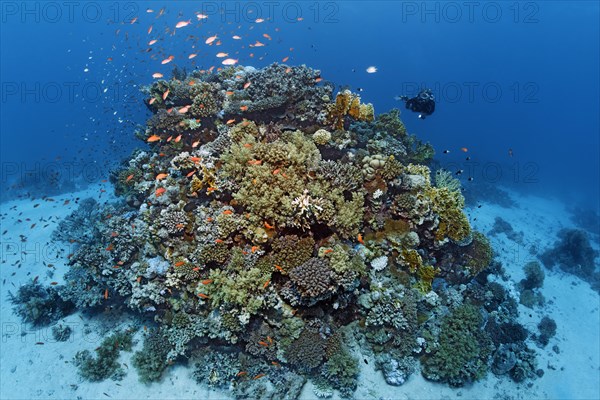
229,120,260,143
74,329,134,382
321,347,360,398
434,169,461,192
421,304,492,386
463,231,493,276
132,330,171,383
202,251,270,314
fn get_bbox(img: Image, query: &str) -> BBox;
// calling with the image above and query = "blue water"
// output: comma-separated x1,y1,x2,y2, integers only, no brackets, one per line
2,1,598,210
1,3,599,399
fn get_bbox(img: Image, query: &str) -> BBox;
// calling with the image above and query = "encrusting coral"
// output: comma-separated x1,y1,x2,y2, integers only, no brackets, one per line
32,63,536,398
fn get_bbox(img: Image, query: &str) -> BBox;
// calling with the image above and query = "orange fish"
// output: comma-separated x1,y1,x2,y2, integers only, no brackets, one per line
197,293,209,299
461,147,468,152
152,72,163,79
149,98,156,105
205,35,218,44
264,221,275,230
161,55,174,64
315,77,322,82
125,174,134,182
282,56,289,62
155,187,166,197
174,134,182,143
104,288,109,300
271,361,280,367
226,119,236,124
240,105,249,111
243,82,251,89
253,373,265,380
223,210,233,215
232,35,241,40
272,169,280,175
162,89,170,100
285,67,292,73
262,279,270,289
215,239,224,243
174,261,185,267
216,52,228,58
186,170,196,178
251,40,265,47
323,248,333,254
190,156,202,163
201,279,213,285
192,140,200,147
147,135,161,142
258,341,269,347
188,81,196,86
148,39,157,45
178,106,190,114
188,53,197,59
225,91,235,96
357,233,364,244
236,371,247,377
221,58,238,66
175,20,191,29
262,33,272,40
155,173,168,181
255,18,265,23
106,244,114,251
247,159,262,165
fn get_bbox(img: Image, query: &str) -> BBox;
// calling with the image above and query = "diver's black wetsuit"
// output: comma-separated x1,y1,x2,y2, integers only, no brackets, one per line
399,89,436,119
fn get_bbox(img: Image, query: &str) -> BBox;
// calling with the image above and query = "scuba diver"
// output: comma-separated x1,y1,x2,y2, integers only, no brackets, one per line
396,88,435,119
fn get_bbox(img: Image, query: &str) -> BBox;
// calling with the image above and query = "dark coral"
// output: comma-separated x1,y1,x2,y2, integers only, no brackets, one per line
540,228,598,278
9,282,74,326
284,329,326,371
288,258,333,304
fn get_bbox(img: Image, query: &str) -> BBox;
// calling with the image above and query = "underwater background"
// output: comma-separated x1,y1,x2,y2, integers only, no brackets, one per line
1,2,599,400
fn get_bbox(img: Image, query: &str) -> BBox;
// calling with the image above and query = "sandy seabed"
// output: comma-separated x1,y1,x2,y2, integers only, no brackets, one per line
1,184,598,400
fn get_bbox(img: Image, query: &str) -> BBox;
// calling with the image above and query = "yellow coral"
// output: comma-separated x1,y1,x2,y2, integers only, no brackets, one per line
399,249,422,274
426,187,471,243
189,166,217,194
416,264,440,293
326,90,375,131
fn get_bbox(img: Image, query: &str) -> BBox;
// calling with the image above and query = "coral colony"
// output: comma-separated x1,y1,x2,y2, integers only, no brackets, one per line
13,64,540,398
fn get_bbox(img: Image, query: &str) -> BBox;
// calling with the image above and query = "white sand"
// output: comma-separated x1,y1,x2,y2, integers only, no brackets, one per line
1,186,598,400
